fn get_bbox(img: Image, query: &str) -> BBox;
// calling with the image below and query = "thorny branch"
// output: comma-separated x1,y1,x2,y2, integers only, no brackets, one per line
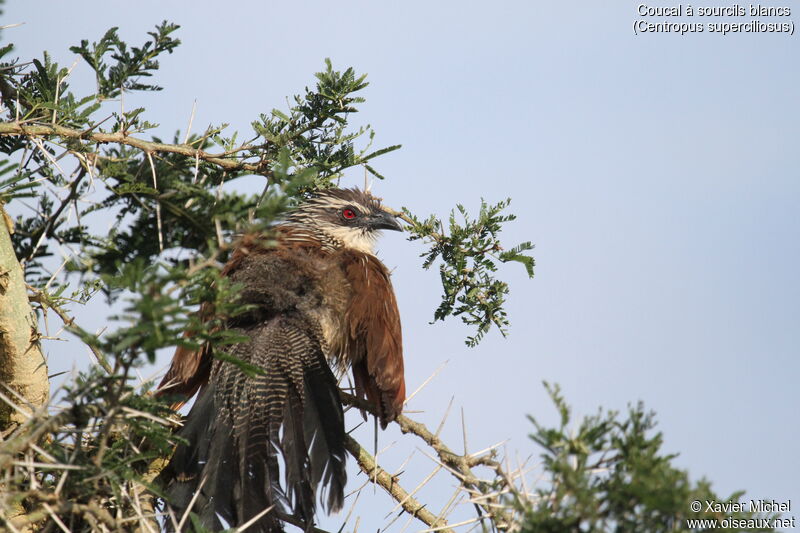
2,386,524,533
342,392,515,531
26,285,114,375
343,434,455,533
0,122,267,173
23,165,89,265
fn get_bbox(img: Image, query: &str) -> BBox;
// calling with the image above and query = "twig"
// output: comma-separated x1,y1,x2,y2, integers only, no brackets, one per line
435,397,454,439
344,434,454,533
176,475,207,531
386,463,442,518
434,486,466,529
404,360,448,406
26,285,114,375
461,408,468,456
146,152,164,252
22,162,88,265
237,505,274,532
41,503,70,533
341,392,513,529
421,516,485,532
273,511,333,533
183,100,197,145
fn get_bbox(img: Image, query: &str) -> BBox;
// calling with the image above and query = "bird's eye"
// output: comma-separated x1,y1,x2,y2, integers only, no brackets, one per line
342,208,357,220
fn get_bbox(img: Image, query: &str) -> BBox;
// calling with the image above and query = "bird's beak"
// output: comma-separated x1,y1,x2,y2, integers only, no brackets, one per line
369,211,403,232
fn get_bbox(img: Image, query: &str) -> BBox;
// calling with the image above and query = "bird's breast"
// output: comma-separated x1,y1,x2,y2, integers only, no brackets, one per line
305,258,352,372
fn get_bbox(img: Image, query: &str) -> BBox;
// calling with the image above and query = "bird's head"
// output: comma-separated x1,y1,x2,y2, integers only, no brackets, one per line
286,187,403,253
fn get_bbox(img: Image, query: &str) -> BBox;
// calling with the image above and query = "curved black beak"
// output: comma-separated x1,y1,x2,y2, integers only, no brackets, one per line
369,210,403,232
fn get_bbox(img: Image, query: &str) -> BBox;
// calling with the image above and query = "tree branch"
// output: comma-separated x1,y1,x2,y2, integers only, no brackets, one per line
342,392,513,530
26,285,113,375
343,434,454,533
0,121,268,173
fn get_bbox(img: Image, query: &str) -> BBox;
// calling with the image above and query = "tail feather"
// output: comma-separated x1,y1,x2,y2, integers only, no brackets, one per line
303,363,347,512
232,369,287,530
162,315,346,532
281,390,316,526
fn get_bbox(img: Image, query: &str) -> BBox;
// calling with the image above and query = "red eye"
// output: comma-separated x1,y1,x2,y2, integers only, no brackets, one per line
342,208,357,220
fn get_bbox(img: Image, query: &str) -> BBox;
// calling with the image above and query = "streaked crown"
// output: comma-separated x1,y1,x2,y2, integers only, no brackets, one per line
285,188,402,253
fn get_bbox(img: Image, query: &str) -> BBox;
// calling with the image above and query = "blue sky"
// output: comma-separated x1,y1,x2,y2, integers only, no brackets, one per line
4,1,798,530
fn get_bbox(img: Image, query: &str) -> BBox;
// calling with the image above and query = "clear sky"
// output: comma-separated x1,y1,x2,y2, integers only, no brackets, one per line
4,1,798,530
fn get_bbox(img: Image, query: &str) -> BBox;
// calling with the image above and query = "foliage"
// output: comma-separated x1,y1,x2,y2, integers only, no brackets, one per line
517,383,778,533
404,199,534,346
69,22,180,98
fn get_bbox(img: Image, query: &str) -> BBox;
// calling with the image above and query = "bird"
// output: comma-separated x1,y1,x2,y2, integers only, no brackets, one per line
157,187,406,532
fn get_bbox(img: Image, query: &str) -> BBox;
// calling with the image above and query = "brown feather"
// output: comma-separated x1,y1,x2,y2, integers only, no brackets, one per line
155,233,276,407
342,250,405,427
156,342,211,409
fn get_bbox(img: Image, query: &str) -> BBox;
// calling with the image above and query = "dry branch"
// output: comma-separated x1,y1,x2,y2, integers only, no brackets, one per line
344,434,454,533
0,122,265,173
27,286,113,375
342,392,513,530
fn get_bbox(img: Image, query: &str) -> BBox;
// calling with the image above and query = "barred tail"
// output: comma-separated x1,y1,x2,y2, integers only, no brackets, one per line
162,316,346,532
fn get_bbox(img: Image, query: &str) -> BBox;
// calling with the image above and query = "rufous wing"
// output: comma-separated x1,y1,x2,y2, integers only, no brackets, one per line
345,252,405,427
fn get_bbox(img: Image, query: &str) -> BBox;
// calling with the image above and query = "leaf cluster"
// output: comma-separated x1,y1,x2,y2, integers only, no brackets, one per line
404,198,534,346
518,383,778,533
252,58,402,188
69,22,180,98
